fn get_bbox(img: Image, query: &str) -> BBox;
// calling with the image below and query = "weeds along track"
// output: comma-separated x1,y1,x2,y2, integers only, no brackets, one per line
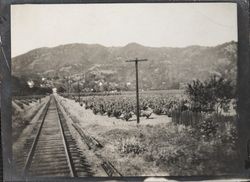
18,95,93,177
72,123,122,177
59,99,123,177
72,123,103,150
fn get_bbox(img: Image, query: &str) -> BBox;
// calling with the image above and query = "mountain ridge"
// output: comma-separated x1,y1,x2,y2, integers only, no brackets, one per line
13,41,235,59
12,41,237,90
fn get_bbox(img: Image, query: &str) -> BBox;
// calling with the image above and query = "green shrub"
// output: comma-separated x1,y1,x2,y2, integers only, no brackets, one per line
196,115,219,140
142,122,238,175
119,137,146,155
186,75,235,113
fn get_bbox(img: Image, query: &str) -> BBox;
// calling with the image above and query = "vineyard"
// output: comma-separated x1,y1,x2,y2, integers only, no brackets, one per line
13,95,45,110
60,83,237,143
12,95,48,142
63,91,185,116
61,90,236,131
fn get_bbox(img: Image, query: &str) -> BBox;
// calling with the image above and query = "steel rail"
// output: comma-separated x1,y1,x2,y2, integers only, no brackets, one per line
22,96,51,175
55,96,77,177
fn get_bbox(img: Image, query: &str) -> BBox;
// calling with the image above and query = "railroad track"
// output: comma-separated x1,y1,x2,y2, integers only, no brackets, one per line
18,95,93,177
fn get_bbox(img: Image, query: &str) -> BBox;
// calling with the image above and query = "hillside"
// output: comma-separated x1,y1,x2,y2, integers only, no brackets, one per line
12,41,237,91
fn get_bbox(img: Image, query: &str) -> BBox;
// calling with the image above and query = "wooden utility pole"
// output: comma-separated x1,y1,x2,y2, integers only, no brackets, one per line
77,80,80,102
67,74,71,97
126,58,148,124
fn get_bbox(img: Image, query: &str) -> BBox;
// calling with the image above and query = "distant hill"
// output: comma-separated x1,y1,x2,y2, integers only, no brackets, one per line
12,41,237,90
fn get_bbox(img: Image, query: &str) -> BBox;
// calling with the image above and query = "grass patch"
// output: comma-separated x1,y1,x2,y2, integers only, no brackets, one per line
99,122,239,176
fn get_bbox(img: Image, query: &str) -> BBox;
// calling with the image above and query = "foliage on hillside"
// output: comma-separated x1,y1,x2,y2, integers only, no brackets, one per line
12,41,237,91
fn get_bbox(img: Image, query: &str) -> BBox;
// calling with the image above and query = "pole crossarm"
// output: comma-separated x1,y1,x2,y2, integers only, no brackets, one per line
125,58,148,62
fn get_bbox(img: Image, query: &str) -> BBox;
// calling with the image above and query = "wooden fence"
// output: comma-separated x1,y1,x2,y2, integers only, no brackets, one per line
172,110,204,127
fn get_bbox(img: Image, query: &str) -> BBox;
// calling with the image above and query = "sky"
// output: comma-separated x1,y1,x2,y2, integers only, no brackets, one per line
11,3,237,57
